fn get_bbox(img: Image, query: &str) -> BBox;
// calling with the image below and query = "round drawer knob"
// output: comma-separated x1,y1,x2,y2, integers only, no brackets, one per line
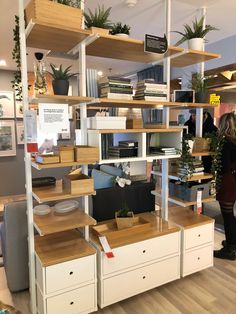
198,234,201,237
198,257,200,260
69,271,73,275
70,301,74,305
143,250,146,253
143,276,146,279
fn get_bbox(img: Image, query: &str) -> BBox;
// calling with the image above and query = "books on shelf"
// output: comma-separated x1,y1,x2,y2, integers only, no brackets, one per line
134,80,168,101
118,140,138,148
108,146,138,158
99,76,133,99
149,146,177,155
177,160,205,178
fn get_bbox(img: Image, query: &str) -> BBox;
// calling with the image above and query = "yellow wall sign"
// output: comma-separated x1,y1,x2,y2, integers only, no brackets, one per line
210,93,221,105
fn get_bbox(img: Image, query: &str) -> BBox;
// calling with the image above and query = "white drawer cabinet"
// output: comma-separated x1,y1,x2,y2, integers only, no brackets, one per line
101,256,180,307
184,224,213,250
101,232,179,276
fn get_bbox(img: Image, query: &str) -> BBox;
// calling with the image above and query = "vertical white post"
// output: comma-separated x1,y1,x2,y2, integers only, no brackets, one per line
161,159,169,220
18,0,36,313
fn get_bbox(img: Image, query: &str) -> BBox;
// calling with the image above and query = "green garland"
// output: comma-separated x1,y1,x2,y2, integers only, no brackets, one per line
179,133,195,179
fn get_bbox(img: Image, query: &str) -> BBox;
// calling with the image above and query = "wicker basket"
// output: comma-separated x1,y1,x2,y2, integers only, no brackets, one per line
115,211,135,230
192,137,211,152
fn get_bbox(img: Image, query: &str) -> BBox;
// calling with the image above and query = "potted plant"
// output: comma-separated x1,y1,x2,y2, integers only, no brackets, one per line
110,22,131,38
25,0,83,31
173,16,218,51
178,133,195,179
84,5,112,35
189,72,208,103
48,64,76,95
115,204,134,230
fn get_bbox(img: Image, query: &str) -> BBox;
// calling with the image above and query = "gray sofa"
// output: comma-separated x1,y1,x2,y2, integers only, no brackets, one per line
0,201,29,292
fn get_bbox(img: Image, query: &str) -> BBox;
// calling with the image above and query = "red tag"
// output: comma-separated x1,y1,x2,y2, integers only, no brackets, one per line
27,143,38,153
105,252,115,258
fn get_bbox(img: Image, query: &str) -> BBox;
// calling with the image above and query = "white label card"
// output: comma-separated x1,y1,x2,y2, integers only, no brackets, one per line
197,190,202,214
38,103,69,133
99,236,114,258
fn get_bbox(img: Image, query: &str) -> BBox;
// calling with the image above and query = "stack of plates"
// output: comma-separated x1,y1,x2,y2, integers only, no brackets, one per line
54,200,79,214
34,205,51,216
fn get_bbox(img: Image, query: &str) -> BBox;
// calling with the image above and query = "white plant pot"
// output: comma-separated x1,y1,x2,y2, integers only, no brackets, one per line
188,38,204,51
115,33,129,38
187,140,194,154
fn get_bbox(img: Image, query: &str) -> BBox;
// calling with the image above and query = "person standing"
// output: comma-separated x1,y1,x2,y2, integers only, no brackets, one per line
184,109,196,136
214,112,236,260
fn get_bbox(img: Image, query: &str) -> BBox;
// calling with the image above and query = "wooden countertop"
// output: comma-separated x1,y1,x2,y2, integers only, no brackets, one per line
91,212,180,250
35,230,96,267
0,194,25,213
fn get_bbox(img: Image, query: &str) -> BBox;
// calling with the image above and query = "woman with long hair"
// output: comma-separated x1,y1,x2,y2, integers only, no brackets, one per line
214,112,236,260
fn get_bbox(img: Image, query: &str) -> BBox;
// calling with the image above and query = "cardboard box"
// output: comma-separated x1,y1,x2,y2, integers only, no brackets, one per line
89,116,126,129
59,145,74,163
75,146,99,164
64,170,94,195
126,119,143,129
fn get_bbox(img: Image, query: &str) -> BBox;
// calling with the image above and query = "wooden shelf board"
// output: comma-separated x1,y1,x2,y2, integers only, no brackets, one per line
99,157,145,164
30,94,93,105
32,180,95,203
152,171,213,182
26,20,91,52
32,161,95,170
34,209,96,236
171,103,219,109
93,128,183,134
168,206,214,229
35,230,96,267
146,154,181,161
170,49,220,68
192,151,214,157
90,212,180,250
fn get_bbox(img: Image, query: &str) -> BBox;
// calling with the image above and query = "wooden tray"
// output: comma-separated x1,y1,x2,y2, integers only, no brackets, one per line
92,216,152,240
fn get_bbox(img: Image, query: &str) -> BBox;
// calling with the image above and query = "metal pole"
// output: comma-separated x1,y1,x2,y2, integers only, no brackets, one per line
18,0,36,313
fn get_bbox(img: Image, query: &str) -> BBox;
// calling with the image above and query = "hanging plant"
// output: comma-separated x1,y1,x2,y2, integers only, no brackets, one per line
11,15,22,101
178,133,195,179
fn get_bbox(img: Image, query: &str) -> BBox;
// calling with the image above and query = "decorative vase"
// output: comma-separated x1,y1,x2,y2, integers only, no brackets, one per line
188,38,204,51
52,80,69,95
34,52,47,95
115,211,135,230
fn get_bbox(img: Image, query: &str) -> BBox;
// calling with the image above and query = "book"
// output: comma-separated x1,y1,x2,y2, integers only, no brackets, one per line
118,140,138,147
108,146,138,158
100,93,133,100
133,96,167,101
100,88,133,95
136,82,167,89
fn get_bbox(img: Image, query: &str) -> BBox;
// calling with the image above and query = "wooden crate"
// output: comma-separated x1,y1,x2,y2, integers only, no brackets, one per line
192,137,211,152
25,0,83,31
75,146,99,164
64,173,94,195
59,145,74,163
35,155,60,164
126,119,143,129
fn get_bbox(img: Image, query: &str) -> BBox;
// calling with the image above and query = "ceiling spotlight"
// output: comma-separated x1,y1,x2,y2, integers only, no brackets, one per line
124,0,138,8
97,71,103,76
0,59,7,66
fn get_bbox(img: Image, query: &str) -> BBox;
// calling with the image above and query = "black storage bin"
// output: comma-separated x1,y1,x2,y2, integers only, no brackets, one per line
169,180,210,201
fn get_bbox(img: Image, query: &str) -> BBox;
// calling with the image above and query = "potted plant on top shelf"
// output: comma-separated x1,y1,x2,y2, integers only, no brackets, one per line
173,16,218,51
110,22,131,38
25,0,83,31
48,64,77,95
84,5,112,35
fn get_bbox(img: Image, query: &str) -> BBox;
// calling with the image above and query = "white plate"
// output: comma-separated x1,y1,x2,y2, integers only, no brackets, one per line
34,205,51,216
54,200,79,214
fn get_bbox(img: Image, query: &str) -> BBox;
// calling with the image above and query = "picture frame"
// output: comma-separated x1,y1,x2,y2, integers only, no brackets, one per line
0,120,16,156
16,121,24,145
0,91,15,118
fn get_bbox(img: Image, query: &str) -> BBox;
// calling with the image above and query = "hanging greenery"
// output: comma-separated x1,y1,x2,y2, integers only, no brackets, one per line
178,133,195,179
11,15,22,101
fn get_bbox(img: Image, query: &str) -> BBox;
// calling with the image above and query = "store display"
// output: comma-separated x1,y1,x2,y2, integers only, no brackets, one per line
54,200,79,214
32,177,56,188
33,204,51,216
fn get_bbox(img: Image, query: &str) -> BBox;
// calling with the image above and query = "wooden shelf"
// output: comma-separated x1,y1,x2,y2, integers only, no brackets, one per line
152,171,213,182
35,230,96,267
93,128,183,134
91,212,180,250
26,20,91,52
168,206,214,229
171,102,219,109
30,94,93,105
32,180,95,203
99,157,145,164
146,154,181,161
34,209,96,236
191,151,214,157
32,161,94,170
151,189,215,207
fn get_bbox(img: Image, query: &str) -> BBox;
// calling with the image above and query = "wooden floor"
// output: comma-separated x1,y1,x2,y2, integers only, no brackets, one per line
2,231,236,313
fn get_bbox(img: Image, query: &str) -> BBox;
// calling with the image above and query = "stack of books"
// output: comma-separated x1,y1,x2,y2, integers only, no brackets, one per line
98,76,133,100
108,140,138,158
149,147,177,156
178,160,205,178
133,79,168,101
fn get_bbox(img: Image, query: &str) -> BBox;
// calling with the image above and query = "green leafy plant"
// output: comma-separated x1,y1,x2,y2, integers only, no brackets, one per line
179,133,195,178
174,16,218,46
188,72,207,93
84,5,112,29
50,0,81,8
110,22,131,35
116,203,131,217
48,64,76,80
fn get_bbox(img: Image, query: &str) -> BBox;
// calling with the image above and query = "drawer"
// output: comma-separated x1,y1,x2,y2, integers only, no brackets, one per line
184,223,213,250
101,232,180,276
101,255,180,307
46,284,96,314
182,245,213,277
45,255,95,294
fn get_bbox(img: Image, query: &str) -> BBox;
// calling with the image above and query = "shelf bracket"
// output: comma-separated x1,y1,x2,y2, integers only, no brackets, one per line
67,33,100,56
25,19,35,39
151,49,189,66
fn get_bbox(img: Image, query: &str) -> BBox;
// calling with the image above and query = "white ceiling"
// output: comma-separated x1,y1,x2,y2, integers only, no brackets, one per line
1,0,236,76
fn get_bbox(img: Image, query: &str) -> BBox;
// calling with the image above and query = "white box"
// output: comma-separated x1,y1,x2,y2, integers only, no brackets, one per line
89,116,126,129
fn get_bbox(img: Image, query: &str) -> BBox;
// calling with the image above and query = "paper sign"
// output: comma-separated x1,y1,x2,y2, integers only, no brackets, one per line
25,110,38,153
38,103,69,133
197,189,202,214
144,34,168,54
99,236,114,258
210,93,220,105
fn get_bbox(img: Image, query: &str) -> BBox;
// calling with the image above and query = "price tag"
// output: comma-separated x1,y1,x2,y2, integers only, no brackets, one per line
99,236,114,258
144,34,168,54
197,189,202,214
25,110,38,153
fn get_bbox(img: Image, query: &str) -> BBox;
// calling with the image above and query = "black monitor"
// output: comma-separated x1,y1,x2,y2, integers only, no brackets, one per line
174,90,195,103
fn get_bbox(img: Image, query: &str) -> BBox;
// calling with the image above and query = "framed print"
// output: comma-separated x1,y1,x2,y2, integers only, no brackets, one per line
15,100,23,118
0,91,15,118
0,120,16,156
16,121,24,145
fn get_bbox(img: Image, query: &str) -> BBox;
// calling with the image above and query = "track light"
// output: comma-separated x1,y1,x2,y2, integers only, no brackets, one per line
124,0,138,8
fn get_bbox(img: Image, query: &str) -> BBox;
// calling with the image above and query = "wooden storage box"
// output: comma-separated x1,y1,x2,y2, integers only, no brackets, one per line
59,145,74,163
35,155,60,164
75,146,99,164
126,119,143,129
192,137,211,152
25,0,83,31
64,173,94,195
